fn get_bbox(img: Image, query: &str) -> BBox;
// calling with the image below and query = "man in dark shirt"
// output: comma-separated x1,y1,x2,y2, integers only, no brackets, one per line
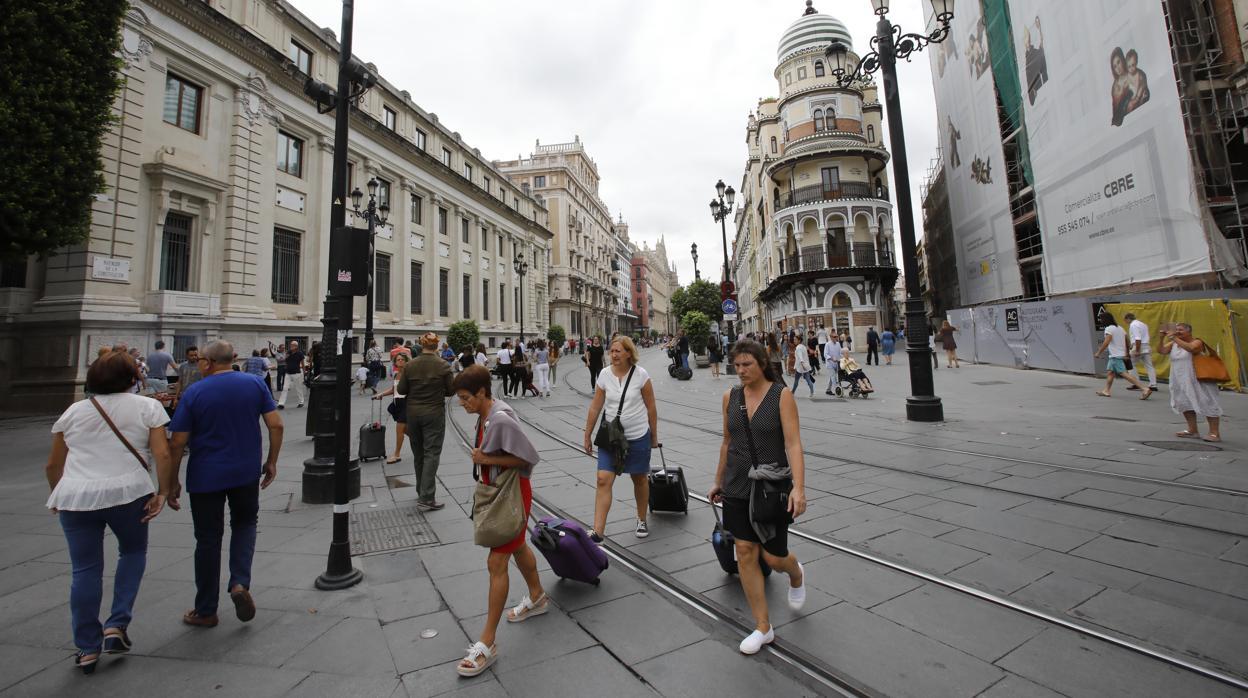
865,327,880,366
583,335,605,388
677,331,690,371
277,340,306,409
397,332,454,510
167,340,282,627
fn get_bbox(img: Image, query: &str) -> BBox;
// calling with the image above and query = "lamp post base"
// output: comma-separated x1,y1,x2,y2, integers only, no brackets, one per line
302,459,361,504
905,396,944,422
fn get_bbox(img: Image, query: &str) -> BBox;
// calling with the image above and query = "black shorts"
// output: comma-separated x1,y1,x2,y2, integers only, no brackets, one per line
721,496,789,558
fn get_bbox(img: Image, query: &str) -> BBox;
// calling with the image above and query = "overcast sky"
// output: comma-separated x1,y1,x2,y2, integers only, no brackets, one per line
294,0,940,286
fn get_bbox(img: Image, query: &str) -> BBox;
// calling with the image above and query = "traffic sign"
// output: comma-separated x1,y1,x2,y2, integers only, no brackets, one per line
720,280,735,299
722,298,739,315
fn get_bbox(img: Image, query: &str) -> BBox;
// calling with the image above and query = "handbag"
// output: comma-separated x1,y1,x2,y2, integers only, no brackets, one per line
470,420,526,548
1193,340,1230,383
737,388,791,524
593,365,636,475
89,397,150,471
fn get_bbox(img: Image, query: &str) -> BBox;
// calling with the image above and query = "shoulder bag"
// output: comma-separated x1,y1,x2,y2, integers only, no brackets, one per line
738,387,792,524
89,397,150,471
594,365,636,474
471,418,526,548
1193,339,1231,383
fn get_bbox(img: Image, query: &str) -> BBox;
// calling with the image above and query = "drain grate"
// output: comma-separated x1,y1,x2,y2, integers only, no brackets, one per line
972,381,1010,386
350,505,439,555
1092,415,1139,423
1045,385,1087,390
1139,440,1223,452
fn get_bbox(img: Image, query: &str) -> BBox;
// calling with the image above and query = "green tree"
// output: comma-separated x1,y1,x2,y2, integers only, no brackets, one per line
546,324,566,346
671,279,723,323
681,311,712,354
447,320,479,353
0,1,126,261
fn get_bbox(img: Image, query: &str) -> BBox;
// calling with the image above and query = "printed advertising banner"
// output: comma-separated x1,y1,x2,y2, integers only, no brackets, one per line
927,1,1022,305
1009,0,1211,293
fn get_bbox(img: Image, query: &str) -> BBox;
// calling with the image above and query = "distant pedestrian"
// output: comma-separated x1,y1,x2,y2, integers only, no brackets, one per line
365,340,384,393
355,363,370,395
937,320,960,368
583,336,657,542
168,340,282,629
474,344,488,373
46,350,174,673
676,331,690,371
1125,313,1158,391
881,328,896,365
708,340,807,655
277,341,306,409
584,335,606,388
259,348,275,393
823,338,844,394
790,337,816,397
397,333,455,510
534,340,551,396
1159,323,1222,442
929,327,939,370
708,335,724,378
816,324,829,363
496,341,514,398
1093,312,1153,399
866,327,880,366
766,332,785,379
511,344,529,397
453,365,547,678
806,331,821,374
274,345,287,392
244,350,268,384
145,341,177,394
173,346,203,408
548,342,561,384
373,351,410,464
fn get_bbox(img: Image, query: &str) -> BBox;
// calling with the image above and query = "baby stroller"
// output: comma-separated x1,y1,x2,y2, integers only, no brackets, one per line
834,356,874,398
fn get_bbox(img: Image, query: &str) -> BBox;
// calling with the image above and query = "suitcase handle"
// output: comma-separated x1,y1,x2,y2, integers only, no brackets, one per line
656,442,668,475
372,396,384,423
711,500,723,527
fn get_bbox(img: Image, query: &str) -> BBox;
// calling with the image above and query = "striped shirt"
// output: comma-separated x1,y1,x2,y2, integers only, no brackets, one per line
724,382,789,499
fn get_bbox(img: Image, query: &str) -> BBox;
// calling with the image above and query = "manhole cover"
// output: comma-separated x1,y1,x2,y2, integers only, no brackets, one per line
1045,385,1087,390
972,381,1009,386
1092,416,1138,423
350,506,439,555
1139,440,1223,452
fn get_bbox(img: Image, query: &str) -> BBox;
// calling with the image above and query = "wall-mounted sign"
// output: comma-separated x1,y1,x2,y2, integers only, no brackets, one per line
91,256,131,282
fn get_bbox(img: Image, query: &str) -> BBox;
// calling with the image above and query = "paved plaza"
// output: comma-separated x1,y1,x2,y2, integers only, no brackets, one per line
1,350,1245,697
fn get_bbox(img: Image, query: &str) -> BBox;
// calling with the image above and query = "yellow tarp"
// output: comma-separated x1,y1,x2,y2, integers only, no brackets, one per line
1105,299,1245,391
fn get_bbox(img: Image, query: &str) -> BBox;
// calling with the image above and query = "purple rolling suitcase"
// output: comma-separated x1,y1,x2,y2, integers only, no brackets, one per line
530,516,609,585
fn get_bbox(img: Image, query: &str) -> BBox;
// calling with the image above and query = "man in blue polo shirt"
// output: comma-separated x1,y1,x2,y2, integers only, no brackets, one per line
167,340,283,628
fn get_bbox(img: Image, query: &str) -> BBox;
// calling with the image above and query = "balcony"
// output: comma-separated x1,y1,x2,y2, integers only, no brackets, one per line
777,183,889,210
776,244,894,275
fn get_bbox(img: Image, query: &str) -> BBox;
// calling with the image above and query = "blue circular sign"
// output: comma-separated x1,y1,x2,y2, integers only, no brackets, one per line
722,299,739,314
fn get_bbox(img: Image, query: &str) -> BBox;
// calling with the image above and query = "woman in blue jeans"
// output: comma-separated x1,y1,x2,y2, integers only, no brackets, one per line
582,336,659,542
46,351,173,674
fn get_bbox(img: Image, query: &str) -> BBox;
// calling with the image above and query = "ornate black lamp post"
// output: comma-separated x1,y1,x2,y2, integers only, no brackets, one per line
825,0,953,422
710,179,736,373
350,178,389,354
513,251,529,346
691,243,700,281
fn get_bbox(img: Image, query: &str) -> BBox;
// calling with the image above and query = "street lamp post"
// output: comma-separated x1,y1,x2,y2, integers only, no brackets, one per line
513,252,528,347
691,243,700,281
710,180,736,373
826,0,953,422
351,178,390,354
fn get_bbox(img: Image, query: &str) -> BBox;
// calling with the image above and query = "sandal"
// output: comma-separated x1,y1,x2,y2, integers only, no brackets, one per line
1095,391,1111,397
506,593,549,623
74,651,99,675
1202,435,1222,443
385,456,401,464
1139,389,1153,400
1176,430,1198,438
102,627,131,654
456,641,497,677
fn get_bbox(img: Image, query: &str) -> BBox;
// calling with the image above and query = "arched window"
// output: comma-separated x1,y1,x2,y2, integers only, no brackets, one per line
814,60,825,77
813,109,825,132
773,187,781,209
770,136,777,154
827,108,837,130
867,124,875,142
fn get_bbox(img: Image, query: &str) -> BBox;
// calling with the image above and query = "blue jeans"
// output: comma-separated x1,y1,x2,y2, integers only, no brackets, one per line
791,370,815,394
189,483,259,616
59,496,151,653
680,352,689,370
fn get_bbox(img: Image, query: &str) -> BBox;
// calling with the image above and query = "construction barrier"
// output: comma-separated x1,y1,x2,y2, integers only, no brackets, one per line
1103,299,1244,391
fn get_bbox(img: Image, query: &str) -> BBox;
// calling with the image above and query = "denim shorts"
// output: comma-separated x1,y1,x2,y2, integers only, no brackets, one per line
596,430,652,475
1106,356,1127,375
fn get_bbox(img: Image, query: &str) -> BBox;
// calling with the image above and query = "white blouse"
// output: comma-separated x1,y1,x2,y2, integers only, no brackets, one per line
595,365,652,440
48,393,168,511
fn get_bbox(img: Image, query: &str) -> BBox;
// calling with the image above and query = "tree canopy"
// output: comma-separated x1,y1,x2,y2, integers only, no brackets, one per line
447,320,479,353
671,279,722,325
680,311,712,354
546,324,566,346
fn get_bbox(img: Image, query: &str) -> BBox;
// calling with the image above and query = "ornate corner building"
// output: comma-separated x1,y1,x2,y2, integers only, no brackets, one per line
733,3,900,344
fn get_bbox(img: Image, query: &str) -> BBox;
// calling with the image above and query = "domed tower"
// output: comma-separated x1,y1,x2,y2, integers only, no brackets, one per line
738,1,899,343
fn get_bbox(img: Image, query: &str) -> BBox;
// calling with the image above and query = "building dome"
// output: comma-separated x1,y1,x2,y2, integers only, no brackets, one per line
776,1,853,63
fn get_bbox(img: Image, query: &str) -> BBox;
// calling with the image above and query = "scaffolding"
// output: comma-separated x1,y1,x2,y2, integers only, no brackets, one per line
1164,0,1248,273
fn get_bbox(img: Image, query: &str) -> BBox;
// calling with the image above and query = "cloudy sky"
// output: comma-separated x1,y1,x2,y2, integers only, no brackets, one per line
294,0,940,285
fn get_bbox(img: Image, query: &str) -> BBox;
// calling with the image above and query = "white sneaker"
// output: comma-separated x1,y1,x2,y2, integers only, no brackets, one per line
788,562,806,611
634,519,649,538
739,626,774,655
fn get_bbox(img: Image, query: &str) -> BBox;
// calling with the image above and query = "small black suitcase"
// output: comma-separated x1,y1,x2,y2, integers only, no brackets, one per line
648,444,688,514
711,505,771,577
358,400,387,462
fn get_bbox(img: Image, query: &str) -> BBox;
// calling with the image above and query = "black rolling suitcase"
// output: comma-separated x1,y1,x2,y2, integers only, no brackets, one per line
711,505,771,577
648,444,688,514
358,400,387,462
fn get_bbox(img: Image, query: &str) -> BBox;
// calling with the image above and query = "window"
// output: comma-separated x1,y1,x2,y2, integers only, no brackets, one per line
271,228,301,303
277,131,303,177
499,282,506,321
770,136,777,153
461,218,470,243
827,108,837,129
481,225,488,250
814,60,825,77
497,234,503,254
414,128,426,150
0,260,27,288
462,274,471,318
483,176,491,192
514,288,519,322
813,108,825,132
163,73,202,133
439,269,450,316
483,279,490,320
438,206,448,235
159,212,193,291
785,73,792,86
464,163,473,180
534,175,546,187
375,253,391,311
383,106,397,131
290,40,312,74
347,162,355,191
410,193,423,224
867,124,875,143
797,66,807,79
410,261,423,314
441,147,452,166
377,178,391,209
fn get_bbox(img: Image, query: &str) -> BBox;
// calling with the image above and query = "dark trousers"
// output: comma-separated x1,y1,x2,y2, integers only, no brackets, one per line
590,365,603,388
866,346,879,365
275,367,286,391
407,412,446,502
189,483,259,616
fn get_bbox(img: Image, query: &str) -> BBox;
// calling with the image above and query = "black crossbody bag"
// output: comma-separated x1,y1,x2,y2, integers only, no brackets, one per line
594,365,636,474
738,387,792,524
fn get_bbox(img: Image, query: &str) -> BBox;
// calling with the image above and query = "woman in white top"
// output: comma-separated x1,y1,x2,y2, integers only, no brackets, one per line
1158,322,1222,441
1093,312,1153,399
46,350,174,673
789,336,815,397
373,351,410,464
582,336,658,541
534,340,551,397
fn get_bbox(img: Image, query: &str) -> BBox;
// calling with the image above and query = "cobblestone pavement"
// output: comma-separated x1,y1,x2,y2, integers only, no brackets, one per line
1,350,1244,696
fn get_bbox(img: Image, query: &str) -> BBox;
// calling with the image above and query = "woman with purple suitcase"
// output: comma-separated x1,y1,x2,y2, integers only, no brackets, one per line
707,340,809,656
452,365,548,678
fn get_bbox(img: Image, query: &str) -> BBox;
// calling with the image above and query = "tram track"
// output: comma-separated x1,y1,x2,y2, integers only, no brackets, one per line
488,399,1248,692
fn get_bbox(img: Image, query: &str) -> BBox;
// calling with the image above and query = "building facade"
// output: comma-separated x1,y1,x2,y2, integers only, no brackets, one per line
633,238,678,336
0,0,552,411
613,216,639,335
496,137,620,341
733,4,899,347
919,156,959,321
